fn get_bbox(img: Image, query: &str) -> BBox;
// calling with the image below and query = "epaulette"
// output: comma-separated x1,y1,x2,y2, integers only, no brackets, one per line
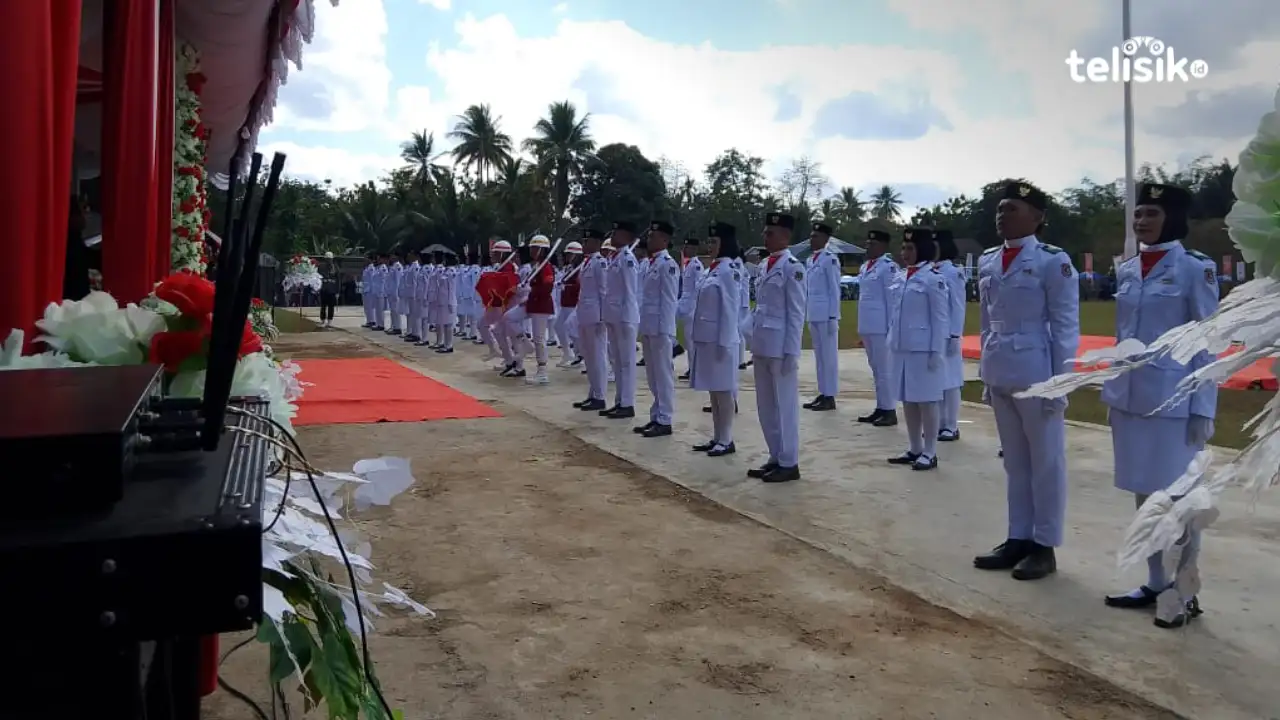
1187,249,1211,262
1038,243,1065,254
981,245,1000,256
787,256,799,264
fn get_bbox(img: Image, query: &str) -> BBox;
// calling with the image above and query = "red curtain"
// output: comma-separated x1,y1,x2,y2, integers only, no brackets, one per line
102,0,159,304
0,2,82,350
153,0,176,283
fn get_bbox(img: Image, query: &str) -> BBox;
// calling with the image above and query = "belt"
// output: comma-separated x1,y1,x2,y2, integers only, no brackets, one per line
988,320,1045,334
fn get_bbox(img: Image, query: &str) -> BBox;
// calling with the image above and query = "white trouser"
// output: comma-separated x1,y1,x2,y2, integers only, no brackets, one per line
606,321,638,407
380,296,392,328
512,314,550,368
435,310,456,348
678,317,694,372
861,333,894,410
579,322,608,400
808,320,839,397
752,355,801,467
641,334,675,425
363,293,376,324
554,306,577,359
990,389,1068,547
480,307,512,362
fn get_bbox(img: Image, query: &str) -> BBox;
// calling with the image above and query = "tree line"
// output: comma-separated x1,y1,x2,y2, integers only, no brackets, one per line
211,100,1242,271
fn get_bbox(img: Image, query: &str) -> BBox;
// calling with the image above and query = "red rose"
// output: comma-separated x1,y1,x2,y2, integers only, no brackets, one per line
156,272,216,320
239,322,264,357
186,72,207,94
149,330,205,372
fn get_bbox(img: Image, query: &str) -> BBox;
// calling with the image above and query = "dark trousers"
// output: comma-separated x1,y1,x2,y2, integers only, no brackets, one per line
320,290,337,321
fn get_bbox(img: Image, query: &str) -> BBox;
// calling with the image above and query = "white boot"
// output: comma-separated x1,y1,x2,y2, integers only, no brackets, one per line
526,366,550,385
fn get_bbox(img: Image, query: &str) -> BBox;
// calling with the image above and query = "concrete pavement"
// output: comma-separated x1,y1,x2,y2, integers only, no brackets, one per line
309,307,1279,720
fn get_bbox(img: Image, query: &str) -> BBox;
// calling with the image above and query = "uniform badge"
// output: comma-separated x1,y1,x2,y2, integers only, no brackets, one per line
733,271,740,281
627,260,634,267
795,270,804,280
938,281,945,290
1060,262,1072,277
1204,268,1215,284
669,266,677,274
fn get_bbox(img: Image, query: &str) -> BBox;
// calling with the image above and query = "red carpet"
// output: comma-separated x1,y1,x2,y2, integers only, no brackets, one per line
960,336,1276,391
293,358,502,426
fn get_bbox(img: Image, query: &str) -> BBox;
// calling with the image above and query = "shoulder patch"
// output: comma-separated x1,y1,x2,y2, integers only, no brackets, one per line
1187,249,1211,261
733,271,740,281
794,270,804,281
830,256,839,266
1204,268,1216,284
981,245,1001,256
1039,243,1064,254
1060,262,1073,278
627,260,635,267
668,265,677,275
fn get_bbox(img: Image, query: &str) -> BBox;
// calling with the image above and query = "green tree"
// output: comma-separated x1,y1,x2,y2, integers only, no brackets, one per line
570,143,668,231
523,100,595,232
447,104,514,185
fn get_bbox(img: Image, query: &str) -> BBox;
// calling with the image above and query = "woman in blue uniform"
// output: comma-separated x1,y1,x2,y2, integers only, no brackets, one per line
690,222,742,457
1102,182,1219,629
934,230,967,441
886,228,949,470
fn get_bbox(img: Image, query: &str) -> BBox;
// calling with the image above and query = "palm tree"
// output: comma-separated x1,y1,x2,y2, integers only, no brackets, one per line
834,186,866,225
522,100,595,228
870,185,903,222
447,104,513,185
400,130,446,192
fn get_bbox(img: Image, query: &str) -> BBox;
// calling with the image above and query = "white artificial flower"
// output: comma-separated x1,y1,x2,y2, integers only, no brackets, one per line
0,329,93,371
1224,201,1280,279
34,292,163,365
169,352,300,434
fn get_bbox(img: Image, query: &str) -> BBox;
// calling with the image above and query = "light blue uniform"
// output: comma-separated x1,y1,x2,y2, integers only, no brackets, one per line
751,250,808,468
806,247,843,398
978,237,1080,548
1102,243,1219,494
677,256,704,374
375,264,391,328
691,259,741,446
937,261,967,433
360,263,375,324
604,245,641,408
889,262,949,403
576,252,609,402
858,254,900,411
639,250,680,425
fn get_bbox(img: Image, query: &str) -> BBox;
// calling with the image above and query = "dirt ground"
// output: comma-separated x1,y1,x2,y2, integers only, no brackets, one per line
206,332,1176,720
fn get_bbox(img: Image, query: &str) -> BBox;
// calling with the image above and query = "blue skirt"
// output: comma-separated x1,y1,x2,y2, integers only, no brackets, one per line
1109,408,1201,495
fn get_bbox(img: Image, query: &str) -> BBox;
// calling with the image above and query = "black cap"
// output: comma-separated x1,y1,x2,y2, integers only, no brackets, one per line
765,212,795,230
811,221,833,235
934,229,958,261
683,236,700,246
903,227,938,261
1138,183,1192,213
1000,180,1048,211
649,220,675,235
866,230,890,243
903,227,935,242
582,228,605,241
709,222,736,241
612,220,637,234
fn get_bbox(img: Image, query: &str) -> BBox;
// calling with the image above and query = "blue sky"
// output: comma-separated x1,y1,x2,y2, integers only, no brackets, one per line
260,0,1276,214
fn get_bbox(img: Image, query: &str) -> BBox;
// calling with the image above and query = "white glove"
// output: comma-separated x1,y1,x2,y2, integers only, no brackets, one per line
1042,396,1067,415
981,385,992,405
927,353,941,371
1187,415,1214,446
783,355,799,374
946,337,960,357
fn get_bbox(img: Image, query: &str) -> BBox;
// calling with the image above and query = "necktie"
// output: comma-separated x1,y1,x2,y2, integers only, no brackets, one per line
767,254,780,271
1001,246,1022,273
1140,251,1168,278
907,266,919,279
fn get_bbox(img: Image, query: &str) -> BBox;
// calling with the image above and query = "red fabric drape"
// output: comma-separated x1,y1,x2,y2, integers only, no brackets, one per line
0,2,82,350
153,0,176,283
102,0,159,304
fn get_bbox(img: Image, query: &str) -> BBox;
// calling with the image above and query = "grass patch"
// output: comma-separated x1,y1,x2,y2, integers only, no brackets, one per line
959,380,1269,451
272,307,318,334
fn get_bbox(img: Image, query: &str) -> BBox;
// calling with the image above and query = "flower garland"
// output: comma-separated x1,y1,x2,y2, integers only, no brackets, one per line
284,254,323,293
173,42,211,274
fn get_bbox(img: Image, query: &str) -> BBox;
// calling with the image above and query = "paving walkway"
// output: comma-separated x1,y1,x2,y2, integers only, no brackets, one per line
315,307,1279,720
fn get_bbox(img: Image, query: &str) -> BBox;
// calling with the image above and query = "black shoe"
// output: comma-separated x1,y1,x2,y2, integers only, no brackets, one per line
571,357,584,366
641,423,672,438
692,440,716,452
973,539,1032,571
911,455,938,471
707,442,736,457
374,326,385,331
678,371,690,380
404,334,419,342
579,399,606,411
810,396,836,411
702,405,712,413
803,395,822,409
998,449,1004,458
606,406,636,419
414,340,431,347
747,461,779,479
573,398,593,408
389,329,402,336
938,428,959,441
887,451,920,465
1104,586,1161,609
1012,545,1057,581
738,363,748,370
745,359,753,367
762,465,799,483
637,358,646,367
872,410,898,427
509,368,527,378
857,409,883,423
634,421,656,434
673,344,685,357
600,404,621,416
436,347,454,354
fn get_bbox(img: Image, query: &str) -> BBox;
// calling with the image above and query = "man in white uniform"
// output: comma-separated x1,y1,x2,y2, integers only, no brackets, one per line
384,252,404,335
804,221,843,411
748,212,807,483
856,231,900,426
360,252,378,328
677,237,704,379
601,221,641,419
634,220,680,438
572,229,610,412
635,243,651,368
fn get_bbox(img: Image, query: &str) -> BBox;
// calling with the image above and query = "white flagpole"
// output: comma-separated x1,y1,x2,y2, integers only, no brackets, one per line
1122,0,1138,260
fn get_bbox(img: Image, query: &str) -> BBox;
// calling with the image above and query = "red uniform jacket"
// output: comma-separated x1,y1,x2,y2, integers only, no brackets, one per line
477,265,518,309
526,264,556,315
559,268,581,308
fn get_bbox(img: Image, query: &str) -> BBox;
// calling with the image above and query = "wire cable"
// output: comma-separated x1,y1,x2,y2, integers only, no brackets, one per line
217,636,270,720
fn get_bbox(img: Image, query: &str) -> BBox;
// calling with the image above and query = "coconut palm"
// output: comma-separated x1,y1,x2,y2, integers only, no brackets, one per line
834,186,866,225
400,130,446,192
447,104,513,185
522,100,596,227
870,184,903,221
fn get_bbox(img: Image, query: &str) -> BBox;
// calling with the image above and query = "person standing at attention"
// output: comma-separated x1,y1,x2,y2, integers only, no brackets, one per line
973,181,1080,581
635,220,681,437
690,222,742,457
677,237,705,380
554,242,584,367
803,221,843,411
856,231,900,426
747,212,807,483
573,229,610,412
934,230,967,441
601,221,641,419
885,228,948,471
1102,182,1217,628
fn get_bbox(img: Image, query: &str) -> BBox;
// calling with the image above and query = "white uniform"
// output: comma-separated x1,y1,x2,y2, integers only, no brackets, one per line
751,250,807,469
978,236,1079,548
603,245,641,409
690,258,741,446
805,246,843,399
677,255,705,374
858,252,899,412
639,249,680,426
433,266,458,349
554,262,582,365
937,261,967,435
386,261,404,331
576,252,609,402
636,255,651,363
736,259,752,367
361,263,376,325
889,261,949,459
412,263,429,339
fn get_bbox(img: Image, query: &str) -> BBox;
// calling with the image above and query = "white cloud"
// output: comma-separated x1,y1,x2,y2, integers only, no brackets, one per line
268,3,1272,206
259,141,402,189
419,0,452,9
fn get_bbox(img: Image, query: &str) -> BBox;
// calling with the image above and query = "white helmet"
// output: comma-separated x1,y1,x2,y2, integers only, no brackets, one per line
492,240,512,253
565,241,583,254
529,234,551,249
601,238,614,251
